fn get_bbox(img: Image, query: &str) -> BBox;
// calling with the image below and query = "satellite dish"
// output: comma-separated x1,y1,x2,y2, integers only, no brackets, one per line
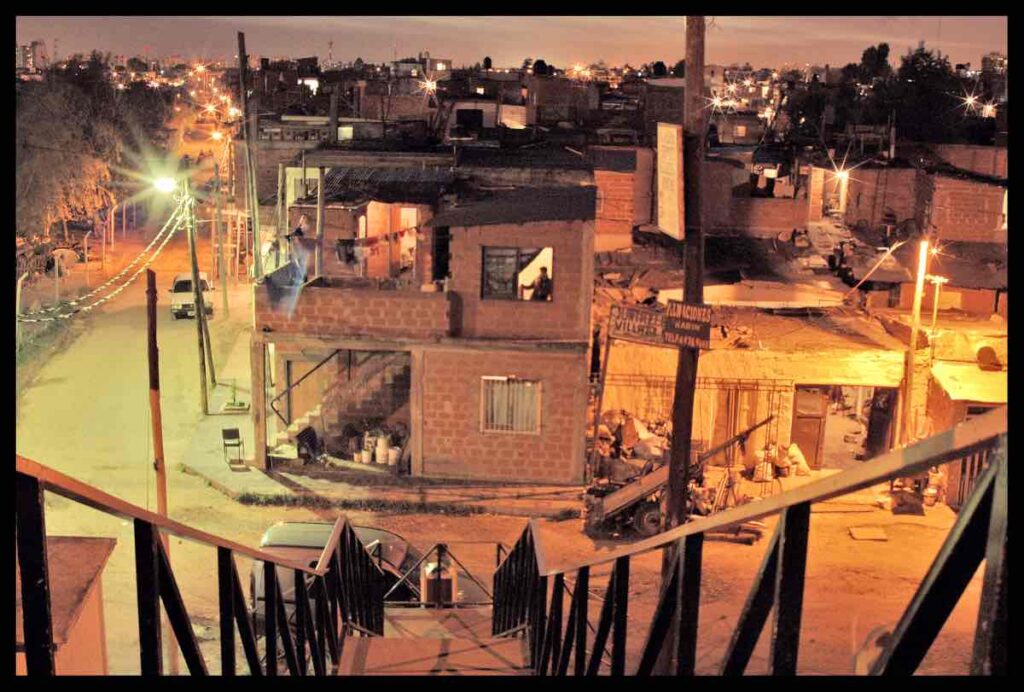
976,345,1002,371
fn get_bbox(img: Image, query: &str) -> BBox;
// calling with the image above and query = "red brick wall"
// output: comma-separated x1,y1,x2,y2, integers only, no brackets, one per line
419,348,588,483
931,144,1007,179
447,220,593,341
928,176,1006,243
843,167,920,229
255,285,452,340
594,170,635,237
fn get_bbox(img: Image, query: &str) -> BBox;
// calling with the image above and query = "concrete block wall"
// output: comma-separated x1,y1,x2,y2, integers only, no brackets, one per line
931,144,1007,179
594,169,635,249
418,348,588,483
447,219,593,342
240,139,321,200
255,285,452,340
843,167,920,229
928,175,1006,243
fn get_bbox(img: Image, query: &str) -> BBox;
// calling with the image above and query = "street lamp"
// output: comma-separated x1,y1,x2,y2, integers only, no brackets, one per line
211,130,224,142
926,274,950,360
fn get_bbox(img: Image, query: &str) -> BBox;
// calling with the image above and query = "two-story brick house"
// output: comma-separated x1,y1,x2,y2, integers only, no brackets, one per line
252,182,596,484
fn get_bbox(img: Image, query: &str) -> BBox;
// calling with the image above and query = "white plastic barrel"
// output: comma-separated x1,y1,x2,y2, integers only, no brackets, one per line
388,447,401,466
376,437,390,464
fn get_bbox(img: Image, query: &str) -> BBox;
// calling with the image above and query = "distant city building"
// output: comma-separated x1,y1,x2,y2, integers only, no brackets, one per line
16,40,46,72
981,52,1007,74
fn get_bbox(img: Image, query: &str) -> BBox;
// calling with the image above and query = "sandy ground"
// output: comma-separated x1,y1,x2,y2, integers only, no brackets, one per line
16,115,985,676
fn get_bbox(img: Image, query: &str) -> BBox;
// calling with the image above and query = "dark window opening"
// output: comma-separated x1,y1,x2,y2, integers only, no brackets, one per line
432,227,450,282
481,246,554,301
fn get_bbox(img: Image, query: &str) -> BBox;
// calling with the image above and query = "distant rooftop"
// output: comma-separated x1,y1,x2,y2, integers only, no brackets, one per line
294,166,454,206
427,186,596,228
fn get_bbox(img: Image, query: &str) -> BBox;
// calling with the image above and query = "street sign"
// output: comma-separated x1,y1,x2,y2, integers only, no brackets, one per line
608,303,664,345
608,301,712,350
663,300,712,349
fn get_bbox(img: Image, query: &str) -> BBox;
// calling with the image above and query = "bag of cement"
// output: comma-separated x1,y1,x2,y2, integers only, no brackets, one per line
787,443,811,476
634,436,667,461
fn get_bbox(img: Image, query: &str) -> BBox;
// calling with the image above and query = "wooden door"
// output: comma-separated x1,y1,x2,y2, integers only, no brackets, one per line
791,387,829,469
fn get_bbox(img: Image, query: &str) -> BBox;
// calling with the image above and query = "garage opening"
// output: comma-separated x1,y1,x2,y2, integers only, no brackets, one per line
791,385,898,471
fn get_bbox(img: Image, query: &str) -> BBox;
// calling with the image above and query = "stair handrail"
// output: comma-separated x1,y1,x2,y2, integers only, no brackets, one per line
269,348,342,427
492,405,1007,675
15,455,390,676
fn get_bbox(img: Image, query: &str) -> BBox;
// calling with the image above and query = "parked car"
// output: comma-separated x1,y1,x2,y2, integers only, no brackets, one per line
249,522,488,631
168,272,214,319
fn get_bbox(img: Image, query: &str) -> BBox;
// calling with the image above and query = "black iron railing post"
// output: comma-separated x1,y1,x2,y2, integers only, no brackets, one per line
156,539,209,675
676,533,704,676
610,557,630,676
972,443,1007,676
218,548,235,676
229,561,263,675
134,520,163,676
15,472,55,676
264,562,278,675
574,566,590,676
770,502,811,675
294,569,308,675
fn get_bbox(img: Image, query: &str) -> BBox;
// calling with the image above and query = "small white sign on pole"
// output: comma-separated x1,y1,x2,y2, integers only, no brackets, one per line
657,122,685,240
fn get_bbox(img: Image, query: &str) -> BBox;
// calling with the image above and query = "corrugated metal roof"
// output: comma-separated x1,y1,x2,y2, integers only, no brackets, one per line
297,166,453,205
458,144,592,170
426,186,596,228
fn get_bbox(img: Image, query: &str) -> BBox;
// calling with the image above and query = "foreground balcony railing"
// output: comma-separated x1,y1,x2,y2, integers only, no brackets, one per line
15,456,388,676
493,406,1007,676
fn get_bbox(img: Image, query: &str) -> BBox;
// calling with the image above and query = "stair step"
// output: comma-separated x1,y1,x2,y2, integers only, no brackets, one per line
337,636,530,676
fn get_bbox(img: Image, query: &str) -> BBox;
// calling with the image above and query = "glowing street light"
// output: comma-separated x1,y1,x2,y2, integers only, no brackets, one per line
227,106,241,118
982,102,997,118
210,130,224,141
153,177,177,194
834,169,850,181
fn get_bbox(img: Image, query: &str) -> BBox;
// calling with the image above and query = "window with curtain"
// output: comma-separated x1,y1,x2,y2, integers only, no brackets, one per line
481,377,541,433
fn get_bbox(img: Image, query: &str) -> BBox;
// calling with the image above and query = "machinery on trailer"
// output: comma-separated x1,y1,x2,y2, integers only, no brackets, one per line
583,416,775,540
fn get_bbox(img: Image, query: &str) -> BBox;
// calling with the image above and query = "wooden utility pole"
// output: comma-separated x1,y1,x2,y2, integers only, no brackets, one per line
657,15,707,675
276,162,285,267
83,231,91,288
145,268,178,675
184,182,210,415
315,167,325,276
122,202,127,238
237,31,262,279
901,237,930,445
216,163,228,317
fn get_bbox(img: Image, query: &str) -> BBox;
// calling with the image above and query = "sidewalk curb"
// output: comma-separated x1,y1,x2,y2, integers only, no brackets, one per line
179,462,580,520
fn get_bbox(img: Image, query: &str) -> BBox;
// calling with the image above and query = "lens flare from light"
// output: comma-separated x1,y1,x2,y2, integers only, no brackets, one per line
154,177,177,193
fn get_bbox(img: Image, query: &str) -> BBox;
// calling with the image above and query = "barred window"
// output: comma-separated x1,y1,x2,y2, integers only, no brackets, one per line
481,246,554,301
481,377,541,433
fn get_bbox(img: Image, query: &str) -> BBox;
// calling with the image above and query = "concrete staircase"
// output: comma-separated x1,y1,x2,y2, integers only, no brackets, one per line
337,606,531,676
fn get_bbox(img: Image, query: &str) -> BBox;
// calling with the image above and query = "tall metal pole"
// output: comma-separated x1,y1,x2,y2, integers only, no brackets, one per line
901,238,929,445
315,167,325,277
657,15,706,674
145,268,178,675
216,163,228,317
185,180,210,415
237,32,262,279
928,277,946,361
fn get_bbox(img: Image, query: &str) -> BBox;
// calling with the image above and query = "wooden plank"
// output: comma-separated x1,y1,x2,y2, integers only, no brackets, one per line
15,473,55,676
534,406,1006,576
871,460,996,675
770,502,811,675
971,439,1007,675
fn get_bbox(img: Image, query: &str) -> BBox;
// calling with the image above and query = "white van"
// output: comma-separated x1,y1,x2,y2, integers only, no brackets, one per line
169,272,214,319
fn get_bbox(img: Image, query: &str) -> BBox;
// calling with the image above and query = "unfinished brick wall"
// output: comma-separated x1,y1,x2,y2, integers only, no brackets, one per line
702,160,809,236
928,176,1006,243
418,348,588,483
931,144,1007,179
255,285,452,340
447,219,593,342
843,167,921,229
240,140,321,200
594,169,635,249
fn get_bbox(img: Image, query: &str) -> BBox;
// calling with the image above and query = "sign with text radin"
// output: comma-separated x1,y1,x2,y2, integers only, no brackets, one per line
608,300,711,350
656,122,685,240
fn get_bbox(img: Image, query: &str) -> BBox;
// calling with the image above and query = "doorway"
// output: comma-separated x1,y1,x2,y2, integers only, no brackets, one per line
791,385,898,471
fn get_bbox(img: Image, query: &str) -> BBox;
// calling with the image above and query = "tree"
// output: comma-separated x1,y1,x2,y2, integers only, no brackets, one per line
860,43,892,82
354,57,364,69
533,59,549,76
522,57,533,70
891,45,960,142
671,59,686,77
483,56,492,70
126,56,147,73
652,61,668,77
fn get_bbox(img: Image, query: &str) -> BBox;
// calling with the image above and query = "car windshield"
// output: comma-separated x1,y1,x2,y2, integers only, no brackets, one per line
173,280,192,293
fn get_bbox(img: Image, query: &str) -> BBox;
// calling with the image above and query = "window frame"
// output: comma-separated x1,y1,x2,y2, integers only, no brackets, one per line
479,376,542,435
479,246,554,302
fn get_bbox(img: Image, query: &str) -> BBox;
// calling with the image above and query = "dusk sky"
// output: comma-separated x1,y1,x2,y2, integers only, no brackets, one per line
16,16,1007,70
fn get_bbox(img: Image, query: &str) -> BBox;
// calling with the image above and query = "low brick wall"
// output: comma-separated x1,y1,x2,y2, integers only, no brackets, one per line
256,284,452,340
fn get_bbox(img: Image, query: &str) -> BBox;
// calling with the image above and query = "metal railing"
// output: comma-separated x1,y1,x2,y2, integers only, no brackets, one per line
492,406,1008,675
268,349,341,428
15,455,389,676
